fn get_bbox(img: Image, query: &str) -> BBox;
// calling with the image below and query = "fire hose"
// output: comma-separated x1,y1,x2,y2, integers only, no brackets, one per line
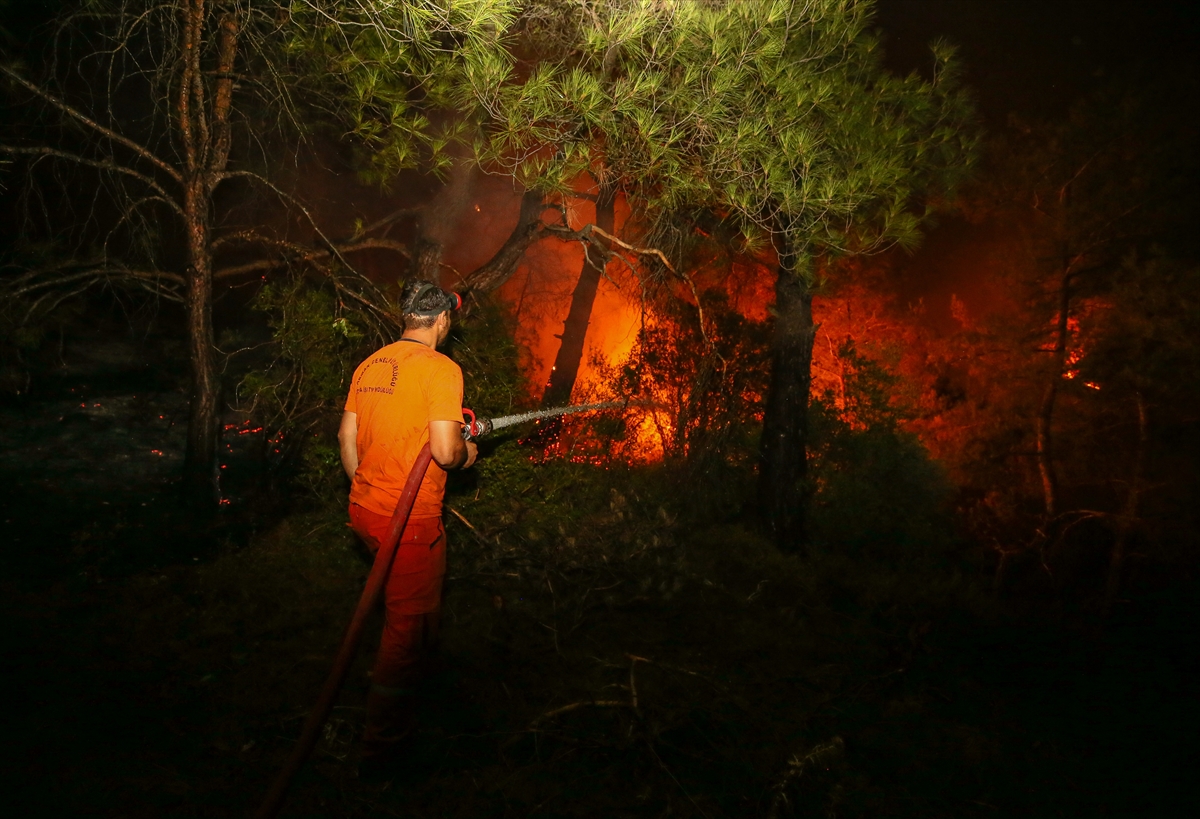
254,401,630,818
254,442,431,819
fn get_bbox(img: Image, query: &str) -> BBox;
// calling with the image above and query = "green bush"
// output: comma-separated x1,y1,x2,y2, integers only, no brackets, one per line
808,341,956,562
239,276,375,497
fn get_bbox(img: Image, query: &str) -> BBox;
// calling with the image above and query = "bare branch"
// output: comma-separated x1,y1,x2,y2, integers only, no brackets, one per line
0,64,182,184
6,263,184,294
216,169,368,276
0,145,184,218
3,262,187,322
544,221,722,357
209,228,276,253
532,700,629,725
589,224,676,274
356,206,421,238
212,237,411,280
544,222,674,274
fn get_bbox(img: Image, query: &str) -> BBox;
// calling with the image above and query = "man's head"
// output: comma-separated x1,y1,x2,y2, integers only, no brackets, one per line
401,280,461,345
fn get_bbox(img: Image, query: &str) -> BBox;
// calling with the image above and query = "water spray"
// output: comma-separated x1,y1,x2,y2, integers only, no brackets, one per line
462,401,640,440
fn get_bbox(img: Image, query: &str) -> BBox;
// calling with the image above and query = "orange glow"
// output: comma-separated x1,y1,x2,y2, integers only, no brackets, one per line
531,407,670,465
498,186,642,400
573,271,642,392
630,411,671,462
1063,317,1085,379
492,183,671,465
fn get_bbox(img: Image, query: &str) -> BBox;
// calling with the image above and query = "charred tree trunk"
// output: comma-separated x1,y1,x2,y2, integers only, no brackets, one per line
758,254,816,553
409,233,444,286
1104,392,1147,616
541,182,614,408
1037,269,1074,519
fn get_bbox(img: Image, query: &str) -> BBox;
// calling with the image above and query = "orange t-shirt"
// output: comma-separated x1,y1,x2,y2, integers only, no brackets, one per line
344,340,464,519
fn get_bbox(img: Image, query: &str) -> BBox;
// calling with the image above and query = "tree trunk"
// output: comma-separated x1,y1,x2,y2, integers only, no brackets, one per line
758,258,816,552
1037,270,1073,519
993,550,1011,595
177,1,237,505
541,182,614,407
409,233,443,286
1035,379,1060,518
460,190,547,296
182,178,219,501
1104,392,1147,616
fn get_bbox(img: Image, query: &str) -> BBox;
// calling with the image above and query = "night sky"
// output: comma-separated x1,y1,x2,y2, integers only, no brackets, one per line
876,0,1200,124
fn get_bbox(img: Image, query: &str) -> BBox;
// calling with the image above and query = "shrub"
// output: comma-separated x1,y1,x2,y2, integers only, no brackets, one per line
807,341,957,562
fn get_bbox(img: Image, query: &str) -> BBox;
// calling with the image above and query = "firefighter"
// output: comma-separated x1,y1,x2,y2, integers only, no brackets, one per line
337,280,478,766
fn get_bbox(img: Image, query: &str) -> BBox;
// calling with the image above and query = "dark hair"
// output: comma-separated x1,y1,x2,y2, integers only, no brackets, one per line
400,280,452,329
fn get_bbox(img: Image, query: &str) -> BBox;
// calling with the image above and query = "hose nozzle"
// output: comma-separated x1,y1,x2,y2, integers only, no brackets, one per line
461,408,492,441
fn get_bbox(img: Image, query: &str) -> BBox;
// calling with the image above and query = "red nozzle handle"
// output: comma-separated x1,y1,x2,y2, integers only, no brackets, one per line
461,408,491,440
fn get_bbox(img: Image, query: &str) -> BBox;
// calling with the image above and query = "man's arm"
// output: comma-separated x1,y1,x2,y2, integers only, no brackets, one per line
338,411,359,480
429,420,478,470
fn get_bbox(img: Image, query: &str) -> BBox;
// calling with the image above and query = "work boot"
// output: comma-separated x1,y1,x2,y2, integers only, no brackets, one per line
361,683,418,763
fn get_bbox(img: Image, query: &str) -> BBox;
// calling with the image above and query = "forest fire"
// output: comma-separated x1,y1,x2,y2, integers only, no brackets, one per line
478,184,681,464
0,1,1196,816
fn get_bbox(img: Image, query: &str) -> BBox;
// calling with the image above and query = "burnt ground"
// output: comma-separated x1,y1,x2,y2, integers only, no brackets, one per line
1,330,1198,818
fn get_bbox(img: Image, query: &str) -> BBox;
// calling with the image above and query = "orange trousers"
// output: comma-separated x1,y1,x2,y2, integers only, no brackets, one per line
348,505,445,691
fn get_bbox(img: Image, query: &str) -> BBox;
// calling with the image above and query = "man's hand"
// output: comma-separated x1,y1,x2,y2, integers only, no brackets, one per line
430,420,477,470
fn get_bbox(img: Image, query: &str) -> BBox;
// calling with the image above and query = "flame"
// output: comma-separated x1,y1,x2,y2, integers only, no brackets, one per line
630,411,670,462
223,421,264,434
1062,317,1085,379
495,184,787,465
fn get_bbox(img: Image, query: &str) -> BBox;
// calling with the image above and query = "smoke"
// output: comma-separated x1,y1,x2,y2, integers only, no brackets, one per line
417,157,476,248
881,216,1021,335
440,170,526,276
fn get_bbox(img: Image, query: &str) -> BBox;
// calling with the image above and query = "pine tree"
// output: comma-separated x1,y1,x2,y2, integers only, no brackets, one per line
320,0,979,549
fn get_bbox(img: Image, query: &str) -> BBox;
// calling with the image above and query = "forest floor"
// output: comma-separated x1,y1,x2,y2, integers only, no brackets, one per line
1,332,1197,818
